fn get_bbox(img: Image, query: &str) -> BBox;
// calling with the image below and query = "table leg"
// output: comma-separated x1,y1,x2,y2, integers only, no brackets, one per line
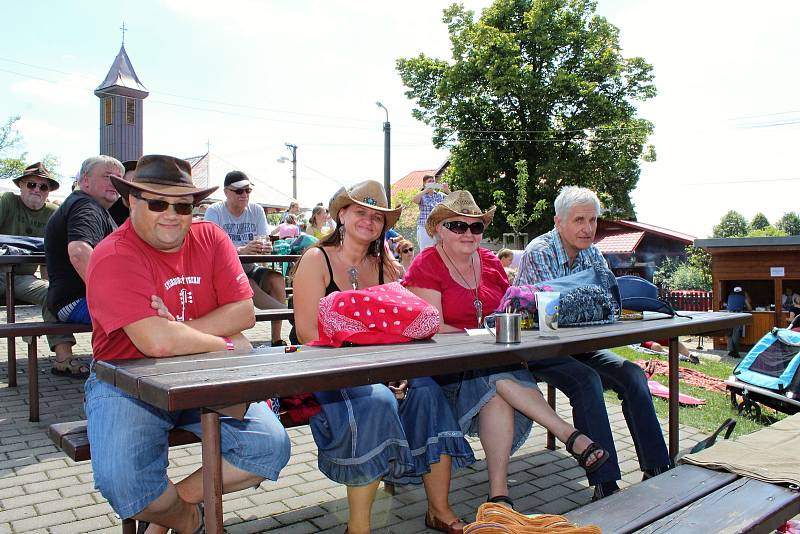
201,409,223,534
668,337,679,460
546,384,556,451
6,270,16,387
28,336,39,422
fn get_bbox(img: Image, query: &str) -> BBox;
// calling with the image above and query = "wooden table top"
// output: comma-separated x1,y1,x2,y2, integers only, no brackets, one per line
0,254,46,268
95,311,750,412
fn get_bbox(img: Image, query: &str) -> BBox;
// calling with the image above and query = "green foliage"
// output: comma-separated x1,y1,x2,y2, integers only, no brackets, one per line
396,0,655,238
392,189,420,228
776,211,800,236
749,212,770,232
0,115,24,181
747,226,787,237
653,245,711,291
712,210,747,238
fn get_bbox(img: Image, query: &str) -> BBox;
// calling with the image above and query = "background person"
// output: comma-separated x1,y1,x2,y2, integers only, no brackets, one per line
85,154,290,534
726,286,753,358
204,170,288,346
413,173,449,250
305,204,332,239
404,190,607,509
514,185,672,501
271,213,301,239
291,180,473,534
45,155,121,338
0,162,79,376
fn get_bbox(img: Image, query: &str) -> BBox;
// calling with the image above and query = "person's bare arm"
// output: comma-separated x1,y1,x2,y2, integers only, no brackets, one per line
151,297,255,336
412,190,425,204
122,315,251,357
406,286,462,333
67,241,93,282
292,249,328,343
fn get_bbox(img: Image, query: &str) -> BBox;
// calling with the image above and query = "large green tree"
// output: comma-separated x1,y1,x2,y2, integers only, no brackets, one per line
712,210,747,238
0,115,62,183
397,0,656,238
749,212,770,232
776,212,800,236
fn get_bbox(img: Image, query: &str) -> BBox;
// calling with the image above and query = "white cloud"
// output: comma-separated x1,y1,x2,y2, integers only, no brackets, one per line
10,74,95,105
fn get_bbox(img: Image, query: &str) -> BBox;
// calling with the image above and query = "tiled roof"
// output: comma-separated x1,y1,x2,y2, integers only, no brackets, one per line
594,231,645,254
392,169,436,195
95,44,148,97
601,219,695,243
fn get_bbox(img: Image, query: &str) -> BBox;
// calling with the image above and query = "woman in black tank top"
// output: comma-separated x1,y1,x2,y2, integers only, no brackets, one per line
289,181,473,534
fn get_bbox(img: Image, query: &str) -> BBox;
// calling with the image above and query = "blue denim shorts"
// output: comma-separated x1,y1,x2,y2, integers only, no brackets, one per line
84,372,291,519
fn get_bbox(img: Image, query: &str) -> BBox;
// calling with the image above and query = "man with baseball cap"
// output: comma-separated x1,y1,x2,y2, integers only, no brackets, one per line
726,285,752,357
204,170,289,346
84,154,290,533
0,162,79,375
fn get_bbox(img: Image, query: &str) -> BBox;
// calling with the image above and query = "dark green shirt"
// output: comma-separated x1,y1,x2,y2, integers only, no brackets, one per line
0,192,57,274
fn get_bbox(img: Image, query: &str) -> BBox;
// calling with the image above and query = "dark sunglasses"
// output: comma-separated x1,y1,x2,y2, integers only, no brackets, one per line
400,247,414,254
132,193,195,215
228,188,252,195
25,182,50,192
442,220,485,235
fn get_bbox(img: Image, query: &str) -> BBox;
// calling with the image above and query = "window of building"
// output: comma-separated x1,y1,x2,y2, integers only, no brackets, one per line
126,98,136,125
104,97,113,125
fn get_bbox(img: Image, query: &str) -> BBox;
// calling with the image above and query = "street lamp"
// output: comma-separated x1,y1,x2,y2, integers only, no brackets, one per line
376,101,391,208
277,143,298,200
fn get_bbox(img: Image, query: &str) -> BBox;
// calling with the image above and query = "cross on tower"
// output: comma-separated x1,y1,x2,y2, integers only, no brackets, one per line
120,22,128,44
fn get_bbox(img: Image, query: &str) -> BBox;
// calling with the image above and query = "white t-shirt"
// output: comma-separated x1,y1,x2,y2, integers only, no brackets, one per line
204,201,269,247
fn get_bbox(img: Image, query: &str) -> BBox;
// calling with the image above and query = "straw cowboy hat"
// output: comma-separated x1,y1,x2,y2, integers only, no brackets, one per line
425,190,496,237
111,154,218,202
13,162,60,192
328,180,402,230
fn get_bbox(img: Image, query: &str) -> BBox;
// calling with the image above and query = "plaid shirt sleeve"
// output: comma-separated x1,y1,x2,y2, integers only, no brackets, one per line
514,234,563,286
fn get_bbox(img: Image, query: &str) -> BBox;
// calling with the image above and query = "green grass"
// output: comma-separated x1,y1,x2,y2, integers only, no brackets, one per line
606,346,786,439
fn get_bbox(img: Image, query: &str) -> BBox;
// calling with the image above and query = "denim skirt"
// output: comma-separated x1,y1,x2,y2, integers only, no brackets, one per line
438,366,540,455
311,376,475,486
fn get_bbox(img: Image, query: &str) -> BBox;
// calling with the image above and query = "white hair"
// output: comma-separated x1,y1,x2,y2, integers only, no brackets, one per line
554,186,602,220
79,155,123,179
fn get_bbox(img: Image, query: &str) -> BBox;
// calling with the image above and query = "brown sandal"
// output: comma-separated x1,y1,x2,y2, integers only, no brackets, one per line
51,357,89,379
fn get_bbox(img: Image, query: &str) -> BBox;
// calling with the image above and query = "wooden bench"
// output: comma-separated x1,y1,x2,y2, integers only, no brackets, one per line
49,414,396,534
565,464,800,533
1,309,294,422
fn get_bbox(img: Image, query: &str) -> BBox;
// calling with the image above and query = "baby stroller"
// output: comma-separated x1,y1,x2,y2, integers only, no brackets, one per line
725,316,800,418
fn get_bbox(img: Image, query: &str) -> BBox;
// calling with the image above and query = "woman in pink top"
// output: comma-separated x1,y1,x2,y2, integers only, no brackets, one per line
403,191,608,509
272,213,301,239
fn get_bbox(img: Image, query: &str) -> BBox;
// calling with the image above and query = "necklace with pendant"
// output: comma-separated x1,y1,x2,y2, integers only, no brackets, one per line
440,245,483,326
339,250,367,290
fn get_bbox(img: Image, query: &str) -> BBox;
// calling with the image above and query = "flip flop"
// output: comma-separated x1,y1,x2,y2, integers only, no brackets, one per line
51,357,90,379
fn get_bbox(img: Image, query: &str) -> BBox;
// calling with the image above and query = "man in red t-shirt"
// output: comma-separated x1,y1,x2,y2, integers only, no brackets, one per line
84,155,290,533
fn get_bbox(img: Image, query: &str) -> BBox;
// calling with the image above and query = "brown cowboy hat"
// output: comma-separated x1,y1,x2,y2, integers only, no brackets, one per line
111,154,218,202
328,180,402,230
425,190,496,237
13,162,60,192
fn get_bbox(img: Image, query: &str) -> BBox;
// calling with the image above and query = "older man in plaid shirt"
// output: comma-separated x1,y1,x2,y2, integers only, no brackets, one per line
515,186,671,501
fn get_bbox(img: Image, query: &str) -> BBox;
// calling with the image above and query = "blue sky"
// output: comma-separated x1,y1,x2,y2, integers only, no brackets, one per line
2,0,799,238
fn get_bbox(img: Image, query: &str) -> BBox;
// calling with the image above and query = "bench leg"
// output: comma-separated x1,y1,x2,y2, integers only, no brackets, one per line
7,270,16,387
121,518,135,534
668,337,680,460
201,409,224,534
546,384,556,451
28,335,39,422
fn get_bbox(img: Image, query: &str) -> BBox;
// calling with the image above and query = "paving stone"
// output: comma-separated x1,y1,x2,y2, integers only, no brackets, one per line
48,515,114,534
11,509,76,532
0,490,60,510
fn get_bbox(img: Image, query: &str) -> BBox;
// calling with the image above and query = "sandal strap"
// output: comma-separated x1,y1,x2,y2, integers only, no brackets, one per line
578,441,603,466
487,495,515,507
565,430,581,454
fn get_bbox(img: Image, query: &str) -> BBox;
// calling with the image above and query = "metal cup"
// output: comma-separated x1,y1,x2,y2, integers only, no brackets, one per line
493,313,522,344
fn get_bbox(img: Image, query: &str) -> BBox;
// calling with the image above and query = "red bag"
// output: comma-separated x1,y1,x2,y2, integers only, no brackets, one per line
308,282,440,347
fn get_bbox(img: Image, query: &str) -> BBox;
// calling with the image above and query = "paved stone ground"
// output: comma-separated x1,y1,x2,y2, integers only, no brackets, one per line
0,305,709,534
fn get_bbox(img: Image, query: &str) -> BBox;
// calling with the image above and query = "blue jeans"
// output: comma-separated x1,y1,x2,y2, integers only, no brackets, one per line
84,372,291,519
528,350,670,486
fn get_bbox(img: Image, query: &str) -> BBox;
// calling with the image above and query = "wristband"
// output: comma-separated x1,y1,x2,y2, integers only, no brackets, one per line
222,336,235,351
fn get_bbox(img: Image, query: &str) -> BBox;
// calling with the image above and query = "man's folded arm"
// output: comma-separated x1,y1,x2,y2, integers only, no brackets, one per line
123,316,230,357
182,299,255,336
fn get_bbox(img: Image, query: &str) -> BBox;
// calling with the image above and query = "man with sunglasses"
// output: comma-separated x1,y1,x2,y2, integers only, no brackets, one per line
0,162,81,375
514,186,671,501
205,170,288,346
82,154,290,533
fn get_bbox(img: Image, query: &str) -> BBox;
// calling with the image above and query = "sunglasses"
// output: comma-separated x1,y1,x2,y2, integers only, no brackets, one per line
400,247,414,254
25,182,50,192
132,193,195,215
228,188,252,195
442,220,485,235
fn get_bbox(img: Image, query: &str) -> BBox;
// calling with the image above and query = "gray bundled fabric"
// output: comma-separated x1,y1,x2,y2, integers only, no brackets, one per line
559,285,616,326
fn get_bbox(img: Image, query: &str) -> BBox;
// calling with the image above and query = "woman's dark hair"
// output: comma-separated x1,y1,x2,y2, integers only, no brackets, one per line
315,209,398,279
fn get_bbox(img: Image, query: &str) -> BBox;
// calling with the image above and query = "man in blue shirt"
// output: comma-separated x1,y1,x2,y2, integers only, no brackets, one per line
515,186,671,500
725,286,752,357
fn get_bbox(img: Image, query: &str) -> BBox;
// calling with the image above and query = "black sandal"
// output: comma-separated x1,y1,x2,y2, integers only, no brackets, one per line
565,430,609,475
51,357,90,379
487,495,515,509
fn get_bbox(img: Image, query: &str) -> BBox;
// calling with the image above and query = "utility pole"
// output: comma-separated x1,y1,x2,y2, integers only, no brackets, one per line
285,143,298,200
376,102,391,207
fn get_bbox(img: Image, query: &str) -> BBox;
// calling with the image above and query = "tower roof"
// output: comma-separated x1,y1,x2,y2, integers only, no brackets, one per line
95,44,149,98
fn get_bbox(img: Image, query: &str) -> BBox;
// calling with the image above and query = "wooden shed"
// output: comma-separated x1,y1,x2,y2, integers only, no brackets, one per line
695,236,800,347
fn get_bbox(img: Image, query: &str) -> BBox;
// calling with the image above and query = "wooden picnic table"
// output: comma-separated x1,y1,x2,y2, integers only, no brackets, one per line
95,310,750,533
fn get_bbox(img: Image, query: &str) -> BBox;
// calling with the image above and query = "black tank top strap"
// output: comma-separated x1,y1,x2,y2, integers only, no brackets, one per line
378,257,384,285
318,248,340,295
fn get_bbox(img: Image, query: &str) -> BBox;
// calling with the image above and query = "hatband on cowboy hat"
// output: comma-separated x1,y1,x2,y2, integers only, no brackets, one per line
425,190,495,237
111,154,218,202
329,180,402,230
13,162,60,192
